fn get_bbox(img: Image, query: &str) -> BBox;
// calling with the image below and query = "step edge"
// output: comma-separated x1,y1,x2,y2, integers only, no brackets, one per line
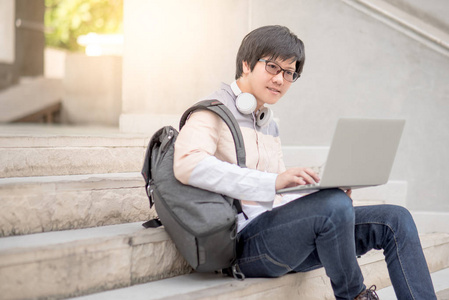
68,233,449,300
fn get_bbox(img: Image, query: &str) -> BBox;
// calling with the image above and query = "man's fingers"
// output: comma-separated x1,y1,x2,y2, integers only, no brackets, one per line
293,176,306,185
303,168,320,183
299,170,319,184
300,174,315,184
278,168,321,190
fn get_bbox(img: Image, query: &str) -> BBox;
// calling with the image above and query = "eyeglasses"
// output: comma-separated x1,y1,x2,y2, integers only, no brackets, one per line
258,58,300,82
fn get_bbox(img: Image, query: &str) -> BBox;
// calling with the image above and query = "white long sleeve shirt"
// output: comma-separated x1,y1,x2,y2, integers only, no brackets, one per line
174,83,307,231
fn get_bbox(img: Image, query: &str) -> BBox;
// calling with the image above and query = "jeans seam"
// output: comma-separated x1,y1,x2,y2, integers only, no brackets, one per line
239,253,292,272
319,218,352,298
264,253,293,271
242,217,325,267
356,221,416,300
243,215,325,243
244,232,261,243
244,215,356,296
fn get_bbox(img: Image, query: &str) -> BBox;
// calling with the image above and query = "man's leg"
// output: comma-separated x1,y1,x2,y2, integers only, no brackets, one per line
237,189,365,300
354,205,437,300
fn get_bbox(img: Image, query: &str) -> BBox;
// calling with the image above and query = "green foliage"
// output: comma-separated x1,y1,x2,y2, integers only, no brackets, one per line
45,0,123,52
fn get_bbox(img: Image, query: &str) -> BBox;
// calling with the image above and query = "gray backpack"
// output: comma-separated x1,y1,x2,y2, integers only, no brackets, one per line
141,100,247,279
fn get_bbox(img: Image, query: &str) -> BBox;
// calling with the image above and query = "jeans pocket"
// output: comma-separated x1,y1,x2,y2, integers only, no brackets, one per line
238,253,292,278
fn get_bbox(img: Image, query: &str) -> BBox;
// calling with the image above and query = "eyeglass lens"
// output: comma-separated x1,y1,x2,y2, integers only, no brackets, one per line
261,59,299,82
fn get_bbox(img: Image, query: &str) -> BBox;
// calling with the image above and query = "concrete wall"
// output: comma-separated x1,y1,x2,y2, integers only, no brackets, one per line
0,0,45,91
15,0,45,77
121,0,449,212
63,53,122,126
388,0,449,34
44,47,66,79
264,0,449,213
120,0,250,131
0,0,15,91
0,0,15,64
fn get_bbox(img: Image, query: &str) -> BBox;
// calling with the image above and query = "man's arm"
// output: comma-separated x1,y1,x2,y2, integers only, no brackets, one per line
174,110,277,205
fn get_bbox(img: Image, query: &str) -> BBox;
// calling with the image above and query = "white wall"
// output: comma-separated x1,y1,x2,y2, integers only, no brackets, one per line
253,0,449,212
388,0,449,33
63,53,122,126
121,0,449,212
44,48,66,79
120,0,250,131
0,0,15,64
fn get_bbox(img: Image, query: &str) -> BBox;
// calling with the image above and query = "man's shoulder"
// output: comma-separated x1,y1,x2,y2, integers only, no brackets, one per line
202,83,234,105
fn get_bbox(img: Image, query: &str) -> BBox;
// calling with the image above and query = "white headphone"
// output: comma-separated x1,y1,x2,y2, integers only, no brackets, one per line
230,81,273,127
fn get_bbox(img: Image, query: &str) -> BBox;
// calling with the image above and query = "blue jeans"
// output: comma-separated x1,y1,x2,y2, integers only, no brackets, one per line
236,189,436,300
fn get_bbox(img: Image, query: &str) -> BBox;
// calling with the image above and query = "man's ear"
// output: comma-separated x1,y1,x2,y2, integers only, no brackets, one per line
242,61,251,75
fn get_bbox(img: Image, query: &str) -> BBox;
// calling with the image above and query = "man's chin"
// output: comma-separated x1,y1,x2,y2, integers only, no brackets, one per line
264,95,282,105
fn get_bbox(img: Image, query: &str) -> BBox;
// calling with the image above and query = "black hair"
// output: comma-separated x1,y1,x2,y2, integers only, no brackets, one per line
235,25,305,80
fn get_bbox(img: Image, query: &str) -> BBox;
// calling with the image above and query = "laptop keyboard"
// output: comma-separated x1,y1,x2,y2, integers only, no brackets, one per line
301,183,319,189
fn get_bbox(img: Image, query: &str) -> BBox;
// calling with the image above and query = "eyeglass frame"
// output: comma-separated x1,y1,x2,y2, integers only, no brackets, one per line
258,58,300,82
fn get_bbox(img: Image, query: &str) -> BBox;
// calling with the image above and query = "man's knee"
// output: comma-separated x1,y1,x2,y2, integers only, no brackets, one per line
320,189,354,223
383,205,418,236
322,188,353,208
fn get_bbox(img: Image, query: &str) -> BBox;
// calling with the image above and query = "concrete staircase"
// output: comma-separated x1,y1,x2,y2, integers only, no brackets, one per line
0,173,151,236
1,124,448,300
0,77,64,124
0,124,192,300
71,233,449,300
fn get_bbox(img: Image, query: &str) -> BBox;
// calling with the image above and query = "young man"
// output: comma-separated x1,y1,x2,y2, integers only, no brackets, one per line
173,25,436,300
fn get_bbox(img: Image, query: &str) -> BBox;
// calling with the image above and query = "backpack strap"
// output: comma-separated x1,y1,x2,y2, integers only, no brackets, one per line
180,100,248,219
142,100,249,229
142,218,163,228
179,100,246,168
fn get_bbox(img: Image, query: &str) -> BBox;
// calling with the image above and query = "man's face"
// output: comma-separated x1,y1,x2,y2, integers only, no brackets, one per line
242,57,296,108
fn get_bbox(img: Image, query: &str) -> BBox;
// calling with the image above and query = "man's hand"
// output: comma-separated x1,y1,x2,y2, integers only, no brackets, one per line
275,167,320,191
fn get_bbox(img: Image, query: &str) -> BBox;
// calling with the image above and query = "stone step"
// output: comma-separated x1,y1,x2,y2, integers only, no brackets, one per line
0,172,154,237
0,167,404,238
0,222,192,300
351,180,407,207
68,233,449,300
377,267,449,299
0,124,149,178
0,77,64,123
0,126,408,187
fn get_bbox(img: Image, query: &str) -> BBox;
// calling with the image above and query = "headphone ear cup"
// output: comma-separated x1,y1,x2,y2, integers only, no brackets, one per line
236,93,257,115
256,107,273,127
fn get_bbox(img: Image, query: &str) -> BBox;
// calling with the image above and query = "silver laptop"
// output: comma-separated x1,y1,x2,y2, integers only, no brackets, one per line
276,118,405,194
